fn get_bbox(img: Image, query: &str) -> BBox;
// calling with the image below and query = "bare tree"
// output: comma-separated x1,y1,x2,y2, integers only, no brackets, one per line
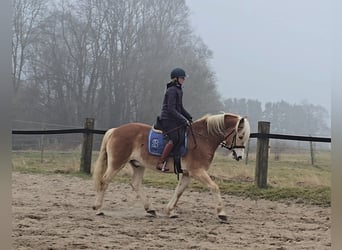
12,0,45,93
13,0,224,129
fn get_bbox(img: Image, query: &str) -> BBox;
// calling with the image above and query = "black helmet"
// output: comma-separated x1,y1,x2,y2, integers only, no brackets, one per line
170,68,186,79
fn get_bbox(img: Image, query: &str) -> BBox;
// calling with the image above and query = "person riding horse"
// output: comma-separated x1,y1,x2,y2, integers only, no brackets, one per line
156,68,192,172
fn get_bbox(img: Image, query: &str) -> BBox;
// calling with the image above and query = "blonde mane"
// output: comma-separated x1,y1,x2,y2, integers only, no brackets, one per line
197,113,241,136
206,114,226,136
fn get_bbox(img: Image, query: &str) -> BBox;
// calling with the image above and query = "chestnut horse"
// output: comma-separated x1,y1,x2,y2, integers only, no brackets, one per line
92,113,250,221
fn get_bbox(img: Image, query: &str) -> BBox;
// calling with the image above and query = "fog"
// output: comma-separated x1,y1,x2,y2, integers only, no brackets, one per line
12,0,330,134
186,0,331,113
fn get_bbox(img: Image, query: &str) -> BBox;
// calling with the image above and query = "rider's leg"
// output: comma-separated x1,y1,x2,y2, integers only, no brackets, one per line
156,140,174,171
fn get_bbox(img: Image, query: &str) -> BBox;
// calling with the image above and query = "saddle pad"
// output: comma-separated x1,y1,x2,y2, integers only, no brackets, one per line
148,129,187,157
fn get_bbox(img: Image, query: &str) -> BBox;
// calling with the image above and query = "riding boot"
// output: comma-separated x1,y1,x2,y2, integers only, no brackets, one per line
156,141,174,172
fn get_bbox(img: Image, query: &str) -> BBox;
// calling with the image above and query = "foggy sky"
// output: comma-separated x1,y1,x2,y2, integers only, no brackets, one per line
186,0,331,113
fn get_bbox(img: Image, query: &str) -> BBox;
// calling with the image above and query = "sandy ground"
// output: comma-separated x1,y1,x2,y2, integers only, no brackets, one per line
12,172,331,250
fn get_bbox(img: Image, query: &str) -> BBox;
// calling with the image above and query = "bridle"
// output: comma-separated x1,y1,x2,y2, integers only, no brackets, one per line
187,121,246,155
219,128,245,158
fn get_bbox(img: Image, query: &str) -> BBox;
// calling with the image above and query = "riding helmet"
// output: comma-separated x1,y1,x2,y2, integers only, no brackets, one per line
170,68,187,79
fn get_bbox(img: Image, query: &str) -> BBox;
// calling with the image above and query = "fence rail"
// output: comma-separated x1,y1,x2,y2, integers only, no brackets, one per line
12,128,106,135
250,133,331,143
12,119,331,188
12,128,331,143
12,130,332,143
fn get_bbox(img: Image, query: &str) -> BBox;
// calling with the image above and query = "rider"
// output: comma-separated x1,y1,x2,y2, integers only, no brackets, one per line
156,68,192,172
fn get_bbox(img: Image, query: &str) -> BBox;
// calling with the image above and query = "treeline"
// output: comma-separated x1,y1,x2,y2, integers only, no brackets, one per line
223,99,330,136
13,0,330,136
13,0,222,128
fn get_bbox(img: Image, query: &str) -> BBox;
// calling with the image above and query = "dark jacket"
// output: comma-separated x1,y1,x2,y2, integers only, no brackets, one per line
160,81,192,126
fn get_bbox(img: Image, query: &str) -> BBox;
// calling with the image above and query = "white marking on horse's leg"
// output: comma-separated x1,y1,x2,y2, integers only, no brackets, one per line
193,170,227,220
130,166,155,215
165,173,191,216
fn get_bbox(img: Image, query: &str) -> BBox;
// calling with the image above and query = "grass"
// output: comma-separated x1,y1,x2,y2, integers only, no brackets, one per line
11,150,331,206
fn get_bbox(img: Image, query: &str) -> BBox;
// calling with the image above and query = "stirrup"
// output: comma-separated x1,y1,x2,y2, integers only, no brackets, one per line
156,161,169,172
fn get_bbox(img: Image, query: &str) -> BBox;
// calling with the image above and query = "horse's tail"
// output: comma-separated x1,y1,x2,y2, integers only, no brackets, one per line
93,128,114,192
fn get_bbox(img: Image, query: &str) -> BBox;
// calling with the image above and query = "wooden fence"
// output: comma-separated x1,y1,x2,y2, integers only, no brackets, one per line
12,118,331,188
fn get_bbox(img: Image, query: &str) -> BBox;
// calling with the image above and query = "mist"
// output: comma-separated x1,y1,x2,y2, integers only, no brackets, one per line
186,0,331,113
12,0,330,136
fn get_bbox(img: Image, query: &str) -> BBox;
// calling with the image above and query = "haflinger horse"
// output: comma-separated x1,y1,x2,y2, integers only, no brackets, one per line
92,113,250,221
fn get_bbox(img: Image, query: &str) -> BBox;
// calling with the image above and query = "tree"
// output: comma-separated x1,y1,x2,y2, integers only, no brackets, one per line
12,0,46,93
223,98,262,132
223,98,330,135
263,100,330,135
13,0,225,128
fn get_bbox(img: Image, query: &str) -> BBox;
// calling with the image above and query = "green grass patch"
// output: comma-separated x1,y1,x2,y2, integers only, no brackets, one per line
12,150,331,207
217,182,331,206
141,171,330,206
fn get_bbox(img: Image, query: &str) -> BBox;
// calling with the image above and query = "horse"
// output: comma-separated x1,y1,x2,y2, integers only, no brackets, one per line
92,113,250,221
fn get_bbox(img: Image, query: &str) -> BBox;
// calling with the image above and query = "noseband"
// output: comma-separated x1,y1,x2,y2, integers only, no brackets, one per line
219,129,245,151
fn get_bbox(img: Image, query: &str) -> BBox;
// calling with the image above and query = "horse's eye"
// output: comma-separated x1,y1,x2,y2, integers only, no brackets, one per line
239,136,243,140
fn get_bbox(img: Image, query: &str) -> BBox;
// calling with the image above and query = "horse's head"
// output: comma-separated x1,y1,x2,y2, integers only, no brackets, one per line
205,113,251,161
222,115,250,161
232,117,250,161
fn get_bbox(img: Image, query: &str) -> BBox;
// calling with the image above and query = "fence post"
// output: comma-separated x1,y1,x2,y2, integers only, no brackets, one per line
309,137,315,165
80,118,95,174
40,124,46,163
255,121,270,188
245,139,250,165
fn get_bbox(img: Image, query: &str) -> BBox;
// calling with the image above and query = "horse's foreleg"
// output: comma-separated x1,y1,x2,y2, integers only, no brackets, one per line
165,172,191,218
193,170,227,221
130,166,155,216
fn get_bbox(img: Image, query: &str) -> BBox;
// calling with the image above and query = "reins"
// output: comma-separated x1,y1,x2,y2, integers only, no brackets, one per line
163,124,186,134
188,124,197,149
162,121,244,152
191,126,245,151
163,123,198,149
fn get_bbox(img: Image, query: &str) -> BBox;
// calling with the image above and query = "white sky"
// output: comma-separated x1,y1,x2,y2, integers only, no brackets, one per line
186,0,332,113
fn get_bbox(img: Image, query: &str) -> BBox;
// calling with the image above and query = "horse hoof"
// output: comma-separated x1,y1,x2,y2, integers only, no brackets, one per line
169,211,179,218
92,205,101,210
218,214,228,222
146,209,157,217
96,211,105,216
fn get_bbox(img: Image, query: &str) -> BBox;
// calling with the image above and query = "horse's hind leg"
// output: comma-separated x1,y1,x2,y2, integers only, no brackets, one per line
165,172,191,218
93,160,123,214
130,165,156,216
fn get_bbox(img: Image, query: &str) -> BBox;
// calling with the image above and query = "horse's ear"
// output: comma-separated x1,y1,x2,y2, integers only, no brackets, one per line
239,116,248,125
238,117,245,128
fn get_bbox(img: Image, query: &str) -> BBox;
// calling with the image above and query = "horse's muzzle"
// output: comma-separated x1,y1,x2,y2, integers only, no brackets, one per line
232,150,243,161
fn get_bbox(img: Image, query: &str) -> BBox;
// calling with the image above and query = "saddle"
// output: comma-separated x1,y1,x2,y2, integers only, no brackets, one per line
149,116,188,175
148,128,187,157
